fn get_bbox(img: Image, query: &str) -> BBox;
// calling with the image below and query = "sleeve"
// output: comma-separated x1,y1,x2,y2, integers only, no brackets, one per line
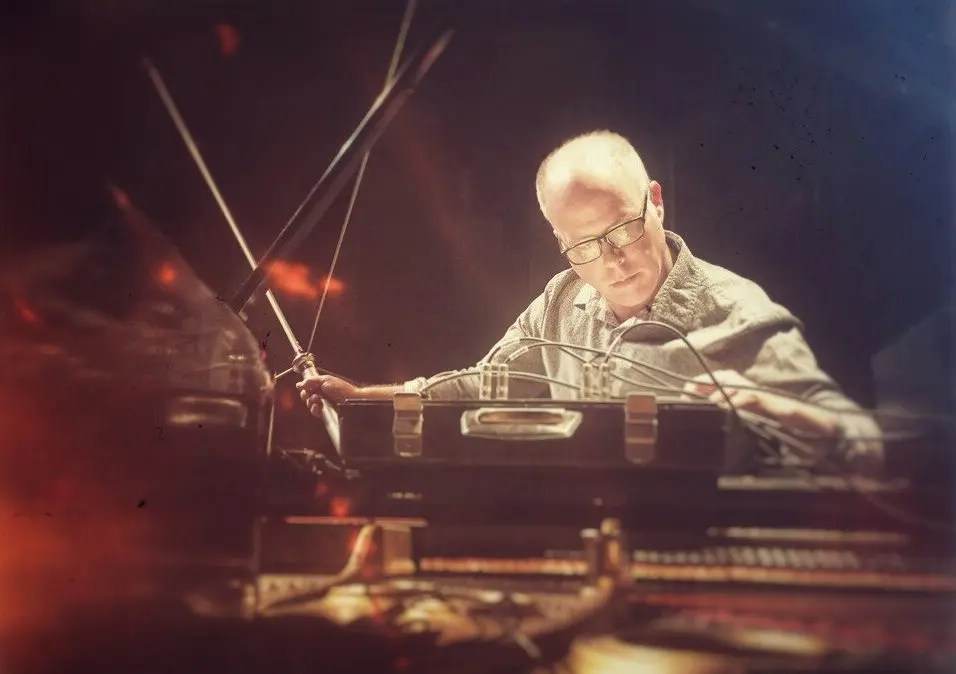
401,291,552,400
732,324,885,475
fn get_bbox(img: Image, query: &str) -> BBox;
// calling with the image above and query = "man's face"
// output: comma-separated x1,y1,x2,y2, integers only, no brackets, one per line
546,178,671,319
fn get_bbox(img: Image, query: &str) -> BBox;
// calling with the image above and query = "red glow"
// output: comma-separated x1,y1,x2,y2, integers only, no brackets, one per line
108,184,131,211
0,385,162,635
215,24,241,58
13,297,39,325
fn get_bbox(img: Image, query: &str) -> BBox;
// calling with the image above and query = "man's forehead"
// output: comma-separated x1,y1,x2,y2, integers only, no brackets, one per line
552,207,640,249
548,179,638,227
543,165,641,213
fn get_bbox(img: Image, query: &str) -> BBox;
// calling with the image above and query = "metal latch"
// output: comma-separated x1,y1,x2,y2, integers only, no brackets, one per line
493,363,509,399
392,392,424,457
479,363,510,400
624,393,658,463
579,361,614,400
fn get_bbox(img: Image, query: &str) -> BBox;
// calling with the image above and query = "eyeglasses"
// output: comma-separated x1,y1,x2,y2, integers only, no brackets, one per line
560,192,649,265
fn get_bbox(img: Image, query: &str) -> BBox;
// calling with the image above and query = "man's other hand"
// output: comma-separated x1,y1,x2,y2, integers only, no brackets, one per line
296,375,361,419
683,369,839,436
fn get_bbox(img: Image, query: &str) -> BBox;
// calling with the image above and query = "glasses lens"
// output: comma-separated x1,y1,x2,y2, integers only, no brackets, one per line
566,241,600,264
606,220,641,247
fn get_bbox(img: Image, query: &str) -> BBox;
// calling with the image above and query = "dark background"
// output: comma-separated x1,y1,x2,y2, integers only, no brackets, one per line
3,0,953,441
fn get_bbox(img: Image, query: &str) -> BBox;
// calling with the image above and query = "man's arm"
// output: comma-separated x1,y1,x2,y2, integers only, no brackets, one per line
732,325,885,474
299,290,553,410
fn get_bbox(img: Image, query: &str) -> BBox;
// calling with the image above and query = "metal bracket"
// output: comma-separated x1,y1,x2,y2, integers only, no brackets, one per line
580,361,614,400
597,361,613,398
479,362,510,400
392,392,424,457
291,351,317,376
479,362,494,400
624,393,658,463
493,363,510,400
579,362,596,399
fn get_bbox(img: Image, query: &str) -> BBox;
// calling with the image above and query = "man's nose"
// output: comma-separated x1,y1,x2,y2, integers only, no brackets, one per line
600,239,625,265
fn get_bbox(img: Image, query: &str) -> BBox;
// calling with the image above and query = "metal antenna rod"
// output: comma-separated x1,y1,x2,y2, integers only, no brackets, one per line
305,0,418,352
143,58,353,385
144,58,348,452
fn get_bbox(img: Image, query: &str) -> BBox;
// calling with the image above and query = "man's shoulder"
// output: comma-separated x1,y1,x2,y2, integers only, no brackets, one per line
694,256,768,303
689,254,799,331
518,268,592,324
508,268,585,337
537,267,586,304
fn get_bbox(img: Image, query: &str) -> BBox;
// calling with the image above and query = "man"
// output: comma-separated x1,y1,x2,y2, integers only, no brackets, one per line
299,130,883,473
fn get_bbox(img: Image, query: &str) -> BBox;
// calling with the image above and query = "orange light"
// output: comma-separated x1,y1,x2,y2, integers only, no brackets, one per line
265,261,346,302
155,262,178,287
319,275,345,297
266,261,318,300
330,497,351,518
279,391,294,410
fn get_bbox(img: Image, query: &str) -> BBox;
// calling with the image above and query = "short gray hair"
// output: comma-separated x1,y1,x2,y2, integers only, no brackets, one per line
535,130,650,219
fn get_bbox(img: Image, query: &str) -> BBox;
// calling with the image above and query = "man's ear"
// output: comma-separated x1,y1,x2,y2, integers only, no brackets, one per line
648,180,665,223
648,180,664,207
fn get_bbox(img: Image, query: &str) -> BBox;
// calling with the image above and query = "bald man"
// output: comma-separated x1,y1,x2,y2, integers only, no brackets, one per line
299,130,883,473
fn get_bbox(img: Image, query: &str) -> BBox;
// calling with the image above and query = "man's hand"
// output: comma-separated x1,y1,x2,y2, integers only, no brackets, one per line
297,375,362,419
683,369,839,436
